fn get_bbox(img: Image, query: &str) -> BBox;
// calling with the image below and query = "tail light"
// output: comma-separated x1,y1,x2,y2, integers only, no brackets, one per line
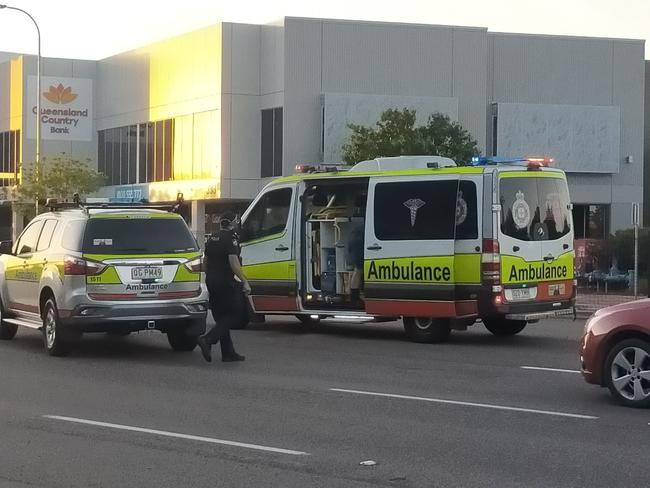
64,256,107,276
481,239,501,284
184,257,203,273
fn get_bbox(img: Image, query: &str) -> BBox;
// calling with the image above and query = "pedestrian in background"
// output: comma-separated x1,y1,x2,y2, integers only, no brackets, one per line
197,211,249,363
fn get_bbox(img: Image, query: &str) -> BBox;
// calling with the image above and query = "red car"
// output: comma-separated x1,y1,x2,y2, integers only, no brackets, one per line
581,299,650,407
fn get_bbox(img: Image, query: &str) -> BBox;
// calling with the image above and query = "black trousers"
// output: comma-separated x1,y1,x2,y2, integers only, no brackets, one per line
203,282,243,357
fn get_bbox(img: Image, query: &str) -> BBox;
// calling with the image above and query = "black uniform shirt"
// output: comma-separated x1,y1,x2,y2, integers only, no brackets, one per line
205,228,241,285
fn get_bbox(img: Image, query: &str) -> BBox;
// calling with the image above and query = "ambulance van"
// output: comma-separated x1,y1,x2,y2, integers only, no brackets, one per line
238,155,575,343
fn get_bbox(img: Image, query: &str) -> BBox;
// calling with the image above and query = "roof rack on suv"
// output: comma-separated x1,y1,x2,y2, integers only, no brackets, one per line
45,193,185,214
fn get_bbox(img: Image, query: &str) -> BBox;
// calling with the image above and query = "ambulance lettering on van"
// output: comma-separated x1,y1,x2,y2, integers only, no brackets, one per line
238,155,576,344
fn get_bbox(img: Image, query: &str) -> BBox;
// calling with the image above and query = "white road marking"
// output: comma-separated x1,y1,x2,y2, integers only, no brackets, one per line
521,366,581,374
44,415,309,456
329,388,598,420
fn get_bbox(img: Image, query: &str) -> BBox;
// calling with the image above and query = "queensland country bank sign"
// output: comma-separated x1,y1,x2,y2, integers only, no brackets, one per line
27,76,93,141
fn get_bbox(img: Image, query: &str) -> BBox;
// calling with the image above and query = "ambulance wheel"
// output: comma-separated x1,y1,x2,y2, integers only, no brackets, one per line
167,326,198,352
483,318,527,336
403,317,451,343
42,298,71,357
0,297,17,340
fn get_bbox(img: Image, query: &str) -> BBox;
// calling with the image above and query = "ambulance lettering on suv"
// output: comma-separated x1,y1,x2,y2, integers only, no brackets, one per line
235,154,575,343
0,197,209,356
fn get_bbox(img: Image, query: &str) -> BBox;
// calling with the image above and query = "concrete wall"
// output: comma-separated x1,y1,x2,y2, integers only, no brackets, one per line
489,33,645,232
283,18,488,172
221,23,263,200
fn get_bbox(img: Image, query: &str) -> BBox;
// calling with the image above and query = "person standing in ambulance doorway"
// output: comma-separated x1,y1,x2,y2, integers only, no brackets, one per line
197,212,250,363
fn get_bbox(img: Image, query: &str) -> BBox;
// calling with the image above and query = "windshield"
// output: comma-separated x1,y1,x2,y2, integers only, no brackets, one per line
82,217,199,254
500,176,571,242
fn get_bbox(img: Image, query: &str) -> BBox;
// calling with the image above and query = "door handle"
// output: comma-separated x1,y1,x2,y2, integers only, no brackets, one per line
367,244,382,251
513,246,520,252
563,244,569,250
275,245,289,252
544,254,555,262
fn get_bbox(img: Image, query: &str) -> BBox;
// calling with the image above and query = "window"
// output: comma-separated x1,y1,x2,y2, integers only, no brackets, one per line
261,107,283,178
36,220,58,252
61,220,86,251
15,220,45,255
82,218,198,255
500,177,571,242
455,181,478,240
0,129,20,186
241,188,292,242
98,111,220,186
374,180,458,241
572,204,609,239
98,118,175,185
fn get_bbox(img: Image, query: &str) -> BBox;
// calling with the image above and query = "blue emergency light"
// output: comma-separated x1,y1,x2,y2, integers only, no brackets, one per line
471,156,554,168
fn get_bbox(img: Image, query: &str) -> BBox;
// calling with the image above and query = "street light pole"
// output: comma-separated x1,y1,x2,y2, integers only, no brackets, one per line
0,4,41,215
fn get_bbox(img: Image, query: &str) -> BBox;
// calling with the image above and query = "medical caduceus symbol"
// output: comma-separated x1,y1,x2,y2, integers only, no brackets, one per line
403,198,426,227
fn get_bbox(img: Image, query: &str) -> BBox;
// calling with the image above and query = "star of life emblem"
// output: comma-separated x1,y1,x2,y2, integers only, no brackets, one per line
455,191,468,226
403,198,426,227
512,190,531,229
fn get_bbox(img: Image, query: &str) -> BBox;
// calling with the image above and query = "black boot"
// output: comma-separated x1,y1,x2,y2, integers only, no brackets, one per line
222,352,245,362
197,336,212,363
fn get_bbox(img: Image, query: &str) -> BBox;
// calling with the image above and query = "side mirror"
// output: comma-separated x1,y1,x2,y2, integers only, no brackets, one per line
0,240,13,255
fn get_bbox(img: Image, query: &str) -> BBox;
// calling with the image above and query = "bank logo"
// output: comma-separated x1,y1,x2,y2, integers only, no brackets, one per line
403,198,425,227
43,83,78,104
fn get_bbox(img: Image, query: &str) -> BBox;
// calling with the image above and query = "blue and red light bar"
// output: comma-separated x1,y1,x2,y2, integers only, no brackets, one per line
471,156,554,168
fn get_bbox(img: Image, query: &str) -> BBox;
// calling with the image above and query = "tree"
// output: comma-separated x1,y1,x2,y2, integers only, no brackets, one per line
13,153,106,218
341,108,480,164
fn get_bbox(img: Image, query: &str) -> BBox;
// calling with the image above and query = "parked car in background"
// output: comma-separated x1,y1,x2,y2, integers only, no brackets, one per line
581,299,650,407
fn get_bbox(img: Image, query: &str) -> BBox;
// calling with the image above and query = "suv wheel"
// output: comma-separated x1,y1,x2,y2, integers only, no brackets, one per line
403,317,451,343
483,318,527,336
42,298,70,357
0,297,17,340
605,339,650,408
167,326,199,352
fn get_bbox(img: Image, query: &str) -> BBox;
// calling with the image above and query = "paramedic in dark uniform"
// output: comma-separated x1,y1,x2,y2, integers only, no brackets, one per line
197,211,250,363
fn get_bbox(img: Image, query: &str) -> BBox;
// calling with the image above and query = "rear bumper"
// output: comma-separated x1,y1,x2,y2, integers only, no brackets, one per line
505,307,575,321
62,300,208,333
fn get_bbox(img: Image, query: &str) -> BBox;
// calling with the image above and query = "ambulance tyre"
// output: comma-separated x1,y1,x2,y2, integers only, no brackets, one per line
167,322,200,352
42,298,71,357
0,296,17,340
403,317,451,344
483,318,527,336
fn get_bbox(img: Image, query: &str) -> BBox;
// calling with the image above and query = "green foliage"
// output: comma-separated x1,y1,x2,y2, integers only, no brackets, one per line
341,108,480,165
609,228,649,275
14,153,106,217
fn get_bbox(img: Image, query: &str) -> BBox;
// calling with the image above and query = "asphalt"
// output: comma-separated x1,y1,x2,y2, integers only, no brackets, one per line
0,316,648,488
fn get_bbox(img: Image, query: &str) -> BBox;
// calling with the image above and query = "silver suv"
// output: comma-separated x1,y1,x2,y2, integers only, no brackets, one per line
0,203,208,356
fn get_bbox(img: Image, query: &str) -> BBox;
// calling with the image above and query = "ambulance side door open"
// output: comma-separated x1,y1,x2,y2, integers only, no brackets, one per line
239,184,298,313
364,175,459,318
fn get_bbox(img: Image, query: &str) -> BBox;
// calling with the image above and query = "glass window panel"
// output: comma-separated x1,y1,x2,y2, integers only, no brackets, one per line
128,125,137,184
273,108,283,177
98,130,105,177
154,121,164,182
138,124,146,184
261,109,273,178
374,181,458,241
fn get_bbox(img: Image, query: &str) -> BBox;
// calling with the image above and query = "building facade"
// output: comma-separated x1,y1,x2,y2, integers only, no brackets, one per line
0,17,645,245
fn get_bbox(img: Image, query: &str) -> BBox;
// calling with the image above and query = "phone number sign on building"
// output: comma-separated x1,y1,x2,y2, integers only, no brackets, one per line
27,76,93,141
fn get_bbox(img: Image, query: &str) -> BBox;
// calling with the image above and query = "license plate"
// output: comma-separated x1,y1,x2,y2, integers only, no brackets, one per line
511,288,532,301
548,283,566,296
131,267,163,280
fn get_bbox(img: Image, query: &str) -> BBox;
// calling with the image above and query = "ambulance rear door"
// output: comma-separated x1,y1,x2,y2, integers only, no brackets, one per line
364,175,458,318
